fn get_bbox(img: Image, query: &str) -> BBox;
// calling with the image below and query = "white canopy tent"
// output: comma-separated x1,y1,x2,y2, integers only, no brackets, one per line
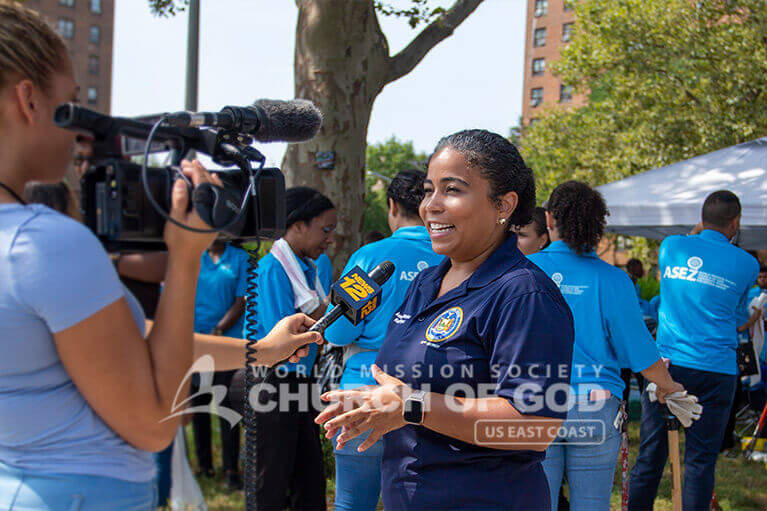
596,137,767,250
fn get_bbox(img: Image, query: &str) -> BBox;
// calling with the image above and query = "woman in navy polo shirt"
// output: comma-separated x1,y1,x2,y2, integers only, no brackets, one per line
317,130,575,510
528,181,684,510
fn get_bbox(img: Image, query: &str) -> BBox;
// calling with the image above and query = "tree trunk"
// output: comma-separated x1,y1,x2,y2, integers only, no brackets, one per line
283,0,390,272
283,0,484,273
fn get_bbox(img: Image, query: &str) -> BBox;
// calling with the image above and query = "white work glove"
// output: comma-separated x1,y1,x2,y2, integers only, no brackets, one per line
646,382,703,428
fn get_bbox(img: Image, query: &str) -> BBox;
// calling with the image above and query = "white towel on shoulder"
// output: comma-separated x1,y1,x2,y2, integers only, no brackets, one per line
270,238,328,314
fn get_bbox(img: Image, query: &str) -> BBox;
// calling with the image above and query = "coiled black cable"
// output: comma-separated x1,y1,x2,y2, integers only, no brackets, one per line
243,242,262,510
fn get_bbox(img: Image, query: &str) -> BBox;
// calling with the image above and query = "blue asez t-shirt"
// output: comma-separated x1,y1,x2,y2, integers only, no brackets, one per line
194,244,250,337
375,235,574,510
657,229,759,375
529,241,660,398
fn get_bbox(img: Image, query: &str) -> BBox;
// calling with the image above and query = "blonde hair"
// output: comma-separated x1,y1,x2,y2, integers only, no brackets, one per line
0,1,68,92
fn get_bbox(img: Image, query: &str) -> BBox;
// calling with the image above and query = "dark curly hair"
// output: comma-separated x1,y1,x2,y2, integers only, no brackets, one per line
285,186,335,228
387,169,426,218
431,129,536,227
547,181,607,255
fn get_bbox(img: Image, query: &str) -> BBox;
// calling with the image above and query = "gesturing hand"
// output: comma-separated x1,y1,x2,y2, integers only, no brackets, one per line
315,365,413,452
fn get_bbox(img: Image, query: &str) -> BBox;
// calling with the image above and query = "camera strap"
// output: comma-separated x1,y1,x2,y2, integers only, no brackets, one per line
0,181,27,205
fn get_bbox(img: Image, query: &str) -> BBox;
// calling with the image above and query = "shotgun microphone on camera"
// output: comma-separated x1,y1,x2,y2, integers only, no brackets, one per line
165,99,323,143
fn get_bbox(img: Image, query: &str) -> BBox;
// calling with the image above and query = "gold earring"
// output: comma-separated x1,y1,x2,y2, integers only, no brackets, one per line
498,218,507,225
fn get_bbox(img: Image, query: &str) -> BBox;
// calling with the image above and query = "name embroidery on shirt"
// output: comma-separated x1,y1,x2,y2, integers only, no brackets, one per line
551,272,589,296
393,312,411,324
424,307,463,345
662,256,736,291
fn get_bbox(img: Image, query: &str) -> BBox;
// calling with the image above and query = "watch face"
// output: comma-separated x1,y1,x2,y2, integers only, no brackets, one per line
403,398,423,424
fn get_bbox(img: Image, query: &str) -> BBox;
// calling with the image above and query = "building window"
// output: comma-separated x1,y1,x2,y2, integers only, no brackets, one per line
88,55,99,75
531,88,543,107
562,22,574,43
534,27,546,47
59,0,75,7
535,0,548,17
57,18,74,39
564,0,574,11
90,0,101,14
532,58,546,76
87,87,98,104
560,84,573,102
89,25,100,44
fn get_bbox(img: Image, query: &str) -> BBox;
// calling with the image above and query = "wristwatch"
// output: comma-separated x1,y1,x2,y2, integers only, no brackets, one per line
403,389,427,425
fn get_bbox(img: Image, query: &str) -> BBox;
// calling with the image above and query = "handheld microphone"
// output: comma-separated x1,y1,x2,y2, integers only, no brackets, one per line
310,261,395,334
165,99,323,143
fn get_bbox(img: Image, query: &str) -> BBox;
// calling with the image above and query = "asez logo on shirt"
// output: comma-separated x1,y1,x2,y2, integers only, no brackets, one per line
400,260,431,281
663,256,735,291
550,272,588,296
425,307,463,343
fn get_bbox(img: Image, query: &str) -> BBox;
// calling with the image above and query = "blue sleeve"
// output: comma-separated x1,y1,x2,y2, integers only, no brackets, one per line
604,272,660,372
323,250,368,347
10,213,124,333
317,254,334,292
649,295,661,321
234,249,250,298
253,256,296,335
483,286,575,420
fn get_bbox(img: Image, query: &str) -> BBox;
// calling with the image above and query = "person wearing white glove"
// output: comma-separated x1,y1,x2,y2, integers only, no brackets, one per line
529,182,685,511
645,383,703,428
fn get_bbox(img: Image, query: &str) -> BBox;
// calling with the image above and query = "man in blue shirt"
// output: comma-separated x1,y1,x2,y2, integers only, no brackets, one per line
629,191,759,511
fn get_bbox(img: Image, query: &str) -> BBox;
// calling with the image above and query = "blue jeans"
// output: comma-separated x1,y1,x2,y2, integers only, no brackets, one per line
153,442,173,508
0,462,157,511
333,431,383,511
542,396,622,511
628,365,737,511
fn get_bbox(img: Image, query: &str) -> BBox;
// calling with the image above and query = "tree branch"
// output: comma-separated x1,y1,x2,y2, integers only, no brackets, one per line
385,0,484,85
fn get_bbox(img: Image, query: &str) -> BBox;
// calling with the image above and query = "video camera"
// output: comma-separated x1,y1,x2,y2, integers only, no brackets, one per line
54,99,322,252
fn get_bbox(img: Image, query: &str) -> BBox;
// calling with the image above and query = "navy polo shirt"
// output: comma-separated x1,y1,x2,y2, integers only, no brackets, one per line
657,230,758,375
375,235,574,510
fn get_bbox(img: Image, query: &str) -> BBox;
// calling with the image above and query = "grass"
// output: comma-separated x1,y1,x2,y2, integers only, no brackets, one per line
177,421,767,511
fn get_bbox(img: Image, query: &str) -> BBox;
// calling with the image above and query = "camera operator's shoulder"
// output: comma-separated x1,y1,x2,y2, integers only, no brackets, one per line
13,205,107,260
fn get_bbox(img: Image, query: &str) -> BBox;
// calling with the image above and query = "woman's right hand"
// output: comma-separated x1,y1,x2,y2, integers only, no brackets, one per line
163,159,222,260
257,313,324,367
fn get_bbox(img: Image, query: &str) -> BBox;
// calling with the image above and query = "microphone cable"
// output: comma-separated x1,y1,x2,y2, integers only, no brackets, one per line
243,240,262,511
140,115,253,234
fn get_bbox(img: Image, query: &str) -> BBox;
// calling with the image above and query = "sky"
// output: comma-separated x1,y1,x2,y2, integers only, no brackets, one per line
111,0,527,166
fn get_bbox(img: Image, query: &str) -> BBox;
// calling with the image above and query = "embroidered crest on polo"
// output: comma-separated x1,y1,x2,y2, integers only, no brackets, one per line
425,307,463,343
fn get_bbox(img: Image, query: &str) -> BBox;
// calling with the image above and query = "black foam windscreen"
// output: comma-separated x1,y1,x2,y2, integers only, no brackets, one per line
251,99,322,143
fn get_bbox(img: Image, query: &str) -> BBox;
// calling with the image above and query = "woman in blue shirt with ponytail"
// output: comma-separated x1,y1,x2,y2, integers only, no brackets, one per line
324,169,443,511
528,181,685,511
